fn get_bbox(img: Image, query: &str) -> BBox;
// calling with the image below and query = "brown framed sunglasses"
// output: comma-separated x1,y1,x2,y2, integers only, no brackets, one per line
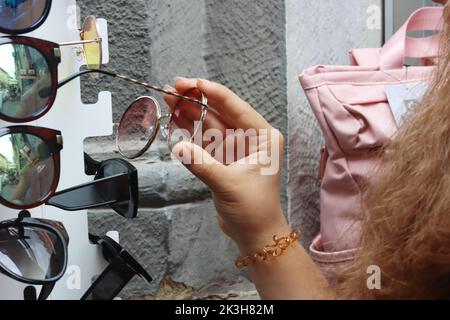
0,126,63,210
0,34,208,123
0,15,102,122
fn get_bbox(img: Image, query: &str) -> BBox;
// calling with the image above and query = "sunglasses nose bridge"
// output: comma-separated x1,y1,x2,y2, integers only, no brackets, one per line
157,114,171,140
160,113,171,122
157,113,170,128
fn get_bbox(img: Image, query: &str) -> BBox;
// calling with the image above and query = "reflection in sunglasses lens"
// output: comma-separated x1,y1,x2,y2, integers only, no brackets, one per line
117,97,159,159
0,43,52,121
0,224,65,281
0,0,47,32
0,133,55,207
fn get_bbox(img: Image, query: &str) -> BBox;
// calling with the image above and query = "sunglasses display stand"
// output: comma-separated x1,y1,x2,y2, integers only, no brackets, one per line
0,0,116,300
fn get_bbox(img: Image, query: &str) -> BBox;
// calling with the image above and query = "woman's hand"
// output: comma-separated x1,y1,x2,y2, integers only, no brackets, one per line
165,79,334,300
164,78,290,253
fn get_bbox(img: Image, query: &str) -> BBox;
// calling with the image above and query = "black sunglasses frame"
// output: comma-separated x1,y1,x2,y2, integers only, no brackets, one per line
46,153,139,219
0,0,52,35
81,234,152,300
0,216,68,286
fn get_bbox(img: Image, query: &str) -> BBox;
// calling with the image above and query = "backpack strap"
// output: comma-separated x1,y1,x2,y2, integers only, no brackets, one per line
350,7,444,69
380,7,444,70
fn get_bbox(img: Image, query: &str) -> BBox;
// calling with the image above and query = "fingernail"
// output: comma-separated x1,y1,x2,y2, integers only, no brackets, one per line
173,147,184,161
172,142,185,161
198,78,212,87
172,142,191,164
174,76,187,82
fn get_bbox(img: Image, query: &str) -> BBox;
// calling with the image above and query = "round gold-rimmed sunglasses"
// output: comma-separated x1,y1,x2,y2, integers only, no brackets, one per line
116,89,208,159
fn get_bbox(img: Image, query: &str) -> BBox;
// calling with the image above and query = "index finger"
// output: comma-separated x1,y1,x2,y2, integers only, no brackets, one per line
163,77,199,112
196,79,272,131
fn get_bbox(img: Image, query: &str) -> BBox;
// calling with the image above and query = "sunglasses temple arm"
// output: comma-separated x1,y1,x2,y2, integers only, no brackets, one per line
59,39,100,46
114,75,209,108
57,69,116,89
57,69,209,108
130,260,153,283
38,283,55,300
89,233,101,244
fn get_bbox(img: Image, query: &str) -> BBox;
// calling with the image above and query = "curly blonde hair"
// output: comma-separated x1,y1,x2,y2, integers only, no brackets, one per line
337,5,450,299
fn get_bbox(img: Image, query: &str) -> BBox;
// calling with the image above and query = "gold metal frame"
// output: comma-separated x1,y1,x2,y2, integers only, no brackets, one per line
116,92,208,159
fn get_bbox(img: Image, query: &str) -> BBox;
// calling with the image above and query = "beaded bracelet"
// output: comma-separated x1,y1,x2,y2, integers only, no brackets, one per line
235,230,300,269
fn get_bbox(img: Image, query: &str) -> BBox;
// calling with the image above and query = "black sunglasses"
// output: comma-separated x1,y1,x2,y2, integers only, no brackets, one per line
0,0,52,34
81,234,152,300
0,215,69,300
46,153,139,219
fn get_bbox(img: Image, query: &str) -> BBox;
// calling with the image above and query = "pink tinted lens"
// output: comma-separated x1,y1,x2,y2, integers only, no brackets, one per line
168,88,206,149
117,97,159,159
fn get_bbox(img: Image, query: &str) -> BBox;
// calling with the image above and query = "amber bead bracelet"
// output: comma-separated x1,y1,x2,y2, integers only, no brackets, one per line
235,230,300,269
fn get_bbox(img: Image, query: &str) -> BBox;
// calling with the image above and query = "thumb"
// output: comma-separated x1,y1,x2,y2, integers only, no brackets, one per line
172,141,230,191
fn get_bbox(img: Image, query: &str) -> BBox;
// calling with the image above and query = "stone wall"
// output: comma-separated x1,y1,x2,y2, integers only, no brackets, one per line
78,0,382,298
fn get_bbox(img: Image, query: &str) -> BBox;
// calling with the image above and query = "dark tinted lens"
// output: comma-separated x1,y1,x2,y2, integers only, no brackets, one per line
0,0,48,32
0,224,65,281
82,261,135,300
0,132,55,207
168,88,205,149
0,43,52,120
97,162,133,218
117,97,159,159
82,237,151,300
98,161,129,179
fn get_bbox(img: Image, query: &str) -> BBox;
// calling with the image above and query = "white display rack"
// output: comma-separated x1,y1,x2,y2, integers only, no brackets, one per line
0,0,115,300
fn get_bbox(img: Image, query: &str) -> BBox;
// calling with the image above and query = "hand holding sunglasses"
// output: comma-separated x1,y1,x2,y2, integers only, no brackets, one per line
116,89,207,159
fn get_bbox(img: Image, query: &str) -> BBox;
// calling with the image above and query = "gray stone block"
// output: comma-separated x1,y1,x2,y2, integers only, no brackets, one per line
88,208,169,298
167,200,252,291
88,201,256,299
136,161,211,208
77,0,154,122
85,141,211,207
78,0,288,212
204,0,288,213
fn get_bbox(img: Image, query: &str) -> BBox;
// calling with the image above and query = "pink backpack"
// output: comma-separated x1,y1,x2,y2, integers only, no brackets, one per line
299,7,444,282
